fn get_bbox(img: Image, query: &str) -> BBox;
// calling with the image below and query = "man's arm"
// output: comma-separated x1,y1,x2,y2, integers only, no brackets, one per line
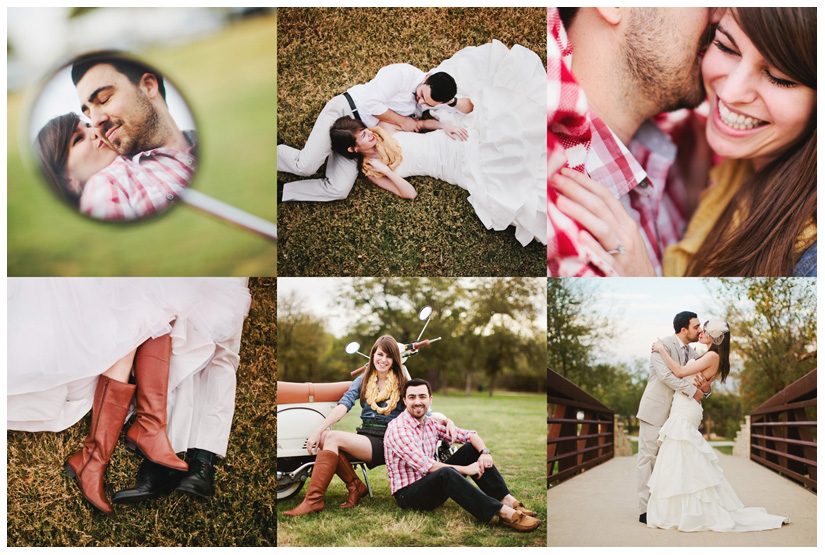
650,349,701,401
453,97,473,114
374,109,418,132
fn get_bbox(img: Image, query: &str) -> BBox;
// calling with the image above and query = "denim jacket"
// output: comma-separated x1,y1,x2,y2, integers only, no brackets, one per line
793,242,817,277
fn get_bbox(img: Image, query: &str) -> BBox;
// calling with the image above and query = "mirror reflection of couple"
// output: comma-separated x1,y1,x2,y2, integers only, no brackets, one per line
638,311,788,531
548,7,816,277
282,336,541,533
35,52,194,220
278,40,547,247
7,278,251,515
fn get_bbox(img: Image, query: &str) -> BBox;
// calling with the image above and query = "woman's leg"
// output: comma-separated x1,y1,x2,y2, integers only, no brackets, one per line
101,348,137,383
319,430,375,463
65,374,136,514
125,335,188,471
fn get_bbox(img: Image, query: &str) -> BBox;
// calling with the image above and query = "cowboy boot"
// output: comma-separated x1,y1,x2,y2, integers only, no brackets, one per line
336,451,368,508
283,449,339,516
124,335,188,471
65,375,136,515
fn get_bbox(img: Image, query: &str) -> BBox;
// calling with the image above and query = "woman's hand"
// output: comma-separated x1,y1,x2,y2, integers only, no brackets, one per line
651,338,664,354
446,419,458,443
366,158,391,176
306,427,324,456
443,125,469,142
551,167,656,276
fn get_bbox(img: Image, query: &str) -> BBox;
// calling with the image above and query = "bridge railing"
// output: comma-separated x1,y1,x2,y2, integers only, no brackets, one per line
548,368,614,487
750,368,816,492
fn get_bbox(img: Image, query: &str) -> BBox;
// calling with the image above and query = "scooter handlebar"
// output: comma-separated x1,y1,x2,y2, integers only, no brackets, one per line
351,363,368,377
412,337,441,350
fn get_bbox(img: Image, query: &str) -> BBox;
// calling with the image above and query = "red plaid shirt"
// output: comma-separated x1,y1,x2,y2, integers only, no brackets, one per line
79,146,196,220
384,409,476,494
547,8,690,276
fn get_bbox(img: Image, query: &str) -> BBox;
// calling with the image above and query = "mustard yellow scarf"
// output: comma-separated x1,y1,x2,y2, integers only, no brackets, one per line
365,370,400,415
663,158,816,276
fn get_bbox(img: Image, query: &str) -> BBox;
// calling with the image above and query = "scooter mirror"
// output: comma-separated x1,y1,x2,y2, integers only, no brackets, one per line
27,50,197,222
418,306,433,321
345,342,361,355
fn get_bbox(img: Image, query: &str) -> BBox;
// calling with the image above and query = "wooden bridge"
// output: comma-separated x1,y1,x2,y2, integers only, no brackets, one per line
547,369,817,546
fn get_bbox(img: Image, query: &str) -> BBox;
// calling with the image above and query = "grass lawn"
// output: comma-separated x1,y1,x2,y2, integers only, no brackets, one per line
277,391,546,547
6,278,276,546
277,7,546,277
7,11,276,276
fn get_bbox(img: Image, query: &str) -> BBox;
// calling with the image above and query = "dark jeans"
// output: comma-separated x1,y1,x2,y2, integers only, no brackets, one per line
393,443,511,523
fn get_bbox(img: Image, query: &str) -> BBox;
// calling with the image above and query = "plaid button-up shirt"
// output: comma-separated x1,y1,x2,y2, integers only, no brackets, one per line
548,8,690,276
384,409,476,495
79,146,196,220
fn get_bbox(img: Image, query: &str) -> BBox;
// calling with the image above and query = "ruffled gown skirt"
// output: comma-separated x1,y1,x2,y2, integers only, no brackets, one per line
8,278,251,455
647,394,789,532
396,40,546,246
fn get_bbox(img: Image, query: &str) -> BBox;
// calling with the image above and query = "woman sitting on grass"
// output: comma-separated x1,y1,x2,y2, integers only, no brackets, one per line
284,335,455,516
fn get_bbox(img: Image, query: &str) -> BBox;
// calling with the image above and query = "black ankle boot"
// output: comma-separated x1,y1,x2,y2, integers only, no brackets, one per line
112,458,185,504
176,449,218,499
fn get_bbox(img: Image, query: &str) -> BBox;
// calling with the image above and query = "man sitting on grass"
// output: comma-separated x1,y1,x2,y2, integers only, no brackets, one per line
384,378,540,532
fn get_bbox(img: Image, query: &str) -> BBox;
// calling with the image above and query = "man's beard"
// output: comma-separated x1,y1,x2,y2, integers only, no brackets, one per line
623,11,713,113
104,91,163,156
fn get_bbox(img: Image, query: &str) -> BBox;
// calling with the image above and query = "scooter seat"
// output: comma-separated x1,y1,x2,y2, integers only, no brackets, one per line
278,381,353,404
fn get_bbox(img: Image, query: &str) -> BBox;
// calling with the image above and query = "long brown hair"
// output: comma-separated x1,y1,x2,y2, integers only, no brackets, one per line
34,113,83,208
687,7,816,276
358,335,406,403
330,116,367,161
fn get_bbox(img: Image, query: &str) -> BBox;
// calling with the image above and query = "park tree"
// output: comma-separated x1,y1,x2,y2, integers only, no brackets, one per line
547,279,607,390
277,290,335,382
712,278,816,413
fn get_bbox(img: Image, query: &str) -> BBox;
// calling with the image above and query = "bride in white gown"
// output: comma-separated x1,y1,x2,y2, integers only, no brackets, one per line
7,278,251,514
329,41,546,247
647,319,789,532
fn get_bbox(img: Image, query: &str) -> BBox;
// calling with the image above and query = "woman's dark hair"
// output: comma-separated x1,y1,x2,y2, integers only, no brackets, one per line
34,112,82,208
688,7,816,277
330,116,367,161
358,335,407,404
704,321,731,383
423,72,457,103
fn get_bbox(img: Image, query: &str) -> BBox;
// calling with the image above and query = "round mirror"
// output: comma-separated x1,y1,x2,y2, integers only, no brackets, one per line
418,306,433,321
345,342,361,355
26,50,197,221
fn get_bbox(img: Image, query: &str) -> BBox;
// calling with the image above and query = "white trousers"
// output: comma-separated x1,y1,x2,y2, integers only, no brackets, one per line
166,324,243,458
279,94,359,202
636,419,662,514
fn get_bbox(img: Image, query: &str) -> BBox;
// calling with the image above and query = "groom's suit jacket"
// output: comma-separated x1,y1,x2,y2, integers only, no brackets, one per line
636,334,699,428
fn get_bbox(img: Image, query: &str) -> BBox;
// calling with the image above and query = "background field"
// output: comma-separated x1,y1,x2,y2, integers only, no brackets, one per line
7,11,276,276
277,391,546,547
277,7,546,277
6,278,276,547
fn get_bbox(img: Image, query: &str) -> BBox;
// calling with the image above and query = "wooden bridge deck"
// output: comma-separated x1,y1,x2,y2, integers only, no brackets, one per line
548,452,816,546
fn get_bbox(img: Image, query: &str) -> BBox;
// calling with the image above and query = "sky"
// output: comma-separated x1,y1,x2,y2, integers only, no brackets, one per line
567,277,729,365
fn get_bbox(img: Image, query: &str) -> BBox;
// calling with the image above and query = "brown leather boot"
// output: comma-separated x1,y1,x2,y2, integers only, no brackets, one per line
65,375,136,515
336,451,368,508
283,449,339,516
124,335,188,471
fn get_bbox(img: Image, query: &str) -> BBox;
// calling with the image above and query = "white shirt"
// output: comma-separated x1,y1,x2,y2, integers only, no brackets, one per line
346,63,459,127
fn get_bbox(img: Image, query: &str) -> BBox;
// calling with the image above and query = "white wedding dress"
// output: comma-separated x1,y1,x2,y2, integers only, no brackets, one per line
7,278,251,443
392,40,546,247
647,393,789,532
